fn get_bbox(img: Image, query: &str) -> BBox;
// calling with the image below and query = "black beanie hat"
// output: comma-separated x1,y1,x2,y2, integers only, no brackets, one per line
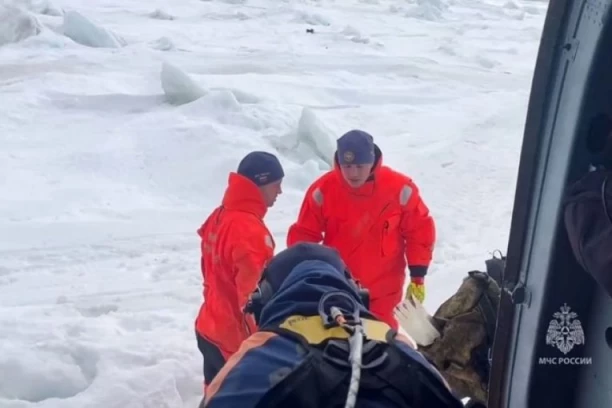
336,130,375,165
237,151,285,186
263,243,347,293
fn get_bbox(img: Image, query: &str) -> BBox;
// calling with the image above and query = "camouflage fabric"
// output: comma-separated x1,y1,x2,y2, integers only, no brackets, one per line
418,264,502,405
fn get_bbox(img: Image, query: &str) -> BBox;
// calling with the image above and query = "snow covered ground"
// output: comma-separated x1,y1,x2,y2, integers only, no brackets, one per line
0,0,547,406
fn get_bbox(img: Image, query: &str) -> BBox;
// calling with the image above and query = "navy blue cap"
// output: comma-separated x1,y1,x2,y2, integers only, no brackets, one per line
336,130,375,165
237,151,285,186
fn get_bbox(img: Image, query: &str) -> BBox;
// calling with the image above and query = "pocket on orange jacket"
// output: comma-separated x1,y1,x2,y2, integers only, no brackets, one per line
381,215,401,257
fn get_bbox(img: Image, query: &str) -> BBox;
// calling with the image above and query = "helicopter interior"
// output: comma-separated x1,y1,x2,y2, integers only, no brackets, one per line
488,1,612,407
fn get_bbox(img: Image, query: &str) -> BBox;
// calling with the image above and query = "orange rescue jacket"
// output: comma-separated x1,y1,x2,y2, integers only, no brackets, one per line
286,146,435,328
196,172,275,359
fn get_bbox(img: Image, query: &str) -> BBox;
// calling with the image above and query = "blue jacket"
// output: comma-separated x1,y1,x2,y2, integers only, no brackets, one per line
203,259,458,407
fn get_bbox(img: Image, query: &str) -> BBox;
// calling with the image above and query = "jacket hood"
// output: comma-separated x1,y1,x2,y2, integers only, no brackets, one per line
257,259,374,328
221,172,267,219
332,144,383,195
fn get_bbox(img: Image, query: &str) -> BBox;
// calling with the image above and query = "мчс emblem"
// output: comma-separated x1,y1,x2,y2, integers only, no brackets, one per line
545,303,585,355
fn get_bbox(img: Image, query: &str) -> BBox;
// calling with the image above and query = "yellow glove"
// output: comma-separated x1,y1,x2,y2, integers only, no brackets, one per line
406,277,425,303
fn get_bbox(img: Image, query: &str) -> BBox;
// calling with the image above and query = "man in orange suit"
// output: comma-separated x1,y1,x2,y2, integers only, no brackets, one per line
286,130,435,329
195,151,284,391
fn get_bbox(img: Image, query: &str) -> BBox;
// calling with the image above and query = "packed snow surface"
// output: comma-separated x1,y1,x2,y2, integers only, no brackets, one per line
0,0,547,406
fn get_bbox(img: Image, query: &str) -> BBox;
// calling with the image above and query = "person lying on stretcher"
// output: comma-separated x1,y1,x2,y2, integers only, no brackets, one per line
200,242,464,408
